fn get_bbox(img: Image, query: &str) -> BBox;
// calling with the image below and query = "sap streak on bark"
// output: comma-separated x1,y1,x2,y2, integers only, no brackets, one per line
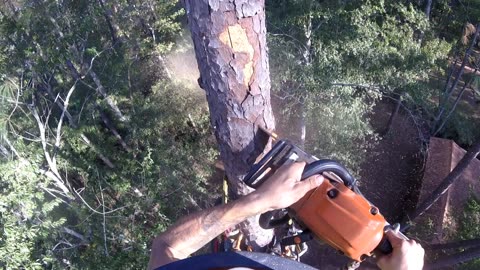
185,0,275,248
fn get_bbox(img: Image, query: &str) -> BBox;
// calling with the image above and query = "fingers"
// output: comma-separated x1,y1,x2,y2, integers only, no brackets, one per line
272,161,306,182
285,161,307,178
294,174,324,194
384,230,405,248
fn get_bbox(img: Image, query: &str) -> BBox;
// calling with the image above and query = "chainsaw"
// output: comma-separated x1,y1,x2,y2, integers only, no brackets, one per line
244,136,408,262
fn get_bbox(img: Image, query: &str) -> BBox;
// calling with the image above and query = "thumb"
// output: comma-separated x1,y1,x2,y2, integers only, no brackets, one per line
384,229,405,248
295,175,324,194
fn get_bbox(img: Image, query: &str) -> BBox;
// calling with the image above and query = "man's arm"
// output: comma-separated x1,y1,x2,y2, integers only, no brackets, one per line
148,162,324,270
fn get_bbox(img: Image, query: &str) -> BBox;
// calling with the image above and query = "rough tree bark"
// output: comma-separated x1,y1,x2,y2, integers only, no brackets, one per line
409,138,480,220
184,0,275,248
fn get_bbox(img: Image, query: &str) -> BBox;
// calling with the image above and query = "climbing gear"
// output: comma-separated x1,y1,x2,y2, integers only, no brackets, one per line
244,136,408,262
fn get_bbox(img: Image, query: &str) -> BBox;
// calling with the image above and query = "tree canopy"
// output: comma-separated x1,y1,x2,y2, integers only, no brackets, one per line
1,0,479,269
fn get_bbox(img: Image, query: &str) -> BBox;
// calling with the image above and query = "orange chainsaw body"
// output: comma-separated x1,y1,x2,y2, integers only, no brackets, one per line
290,179,386,261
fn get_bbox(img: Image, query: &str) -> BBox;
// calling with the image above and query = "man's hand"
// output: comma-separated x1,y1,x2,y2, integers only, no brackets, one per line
377,230,425,270
252,162,324,212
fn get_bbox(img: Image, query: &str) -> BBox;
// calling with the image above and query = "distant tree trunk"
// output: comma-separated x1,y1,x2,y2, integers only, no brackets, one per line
89,70,128,123
299,98,307,148
65,59,128,123
0,144,10,159
97,106,132,152
98,0,120,44
425,246,480,269
427,238,480,251
185,0,275,249
433,65,479,135
298,10,312,148
432,24,480,133
383,91,402,136
425,0,433,18
409,139,480,220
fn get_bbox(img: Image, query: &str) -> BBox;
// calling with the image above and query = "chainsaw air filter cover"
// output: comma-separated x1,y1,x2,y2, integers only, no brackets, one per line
290,179,386,262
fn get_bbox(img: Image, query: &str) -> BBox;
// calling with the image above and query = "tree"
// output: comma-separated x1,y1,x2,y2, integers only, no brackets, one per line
184,0,276,248
409,138,480,220
427,238,480,251
267,0,450,169
431,23,480,137
0,1,219,268
425,246,480,269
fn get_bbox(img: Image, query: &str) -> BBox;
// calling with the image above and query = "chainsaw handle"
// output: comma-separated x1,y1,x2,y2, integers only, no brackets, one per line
302,159,356,187
376,238,393,255
258,160,356,229
259,210,290,229
375,226,409,255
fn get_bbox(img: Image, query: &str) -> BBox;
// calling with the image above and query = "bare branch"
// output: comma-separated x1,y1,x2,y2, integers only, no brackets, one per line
61,227,88,243
89,70,128,122
73,188,127,215
31,106,71,196
55,82,78,153
99,183,109,256
79,133,115,168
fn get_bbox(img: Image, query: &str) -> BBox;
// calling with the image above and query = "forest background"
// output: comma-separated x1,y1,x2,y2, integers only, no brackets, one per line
0,0,479,269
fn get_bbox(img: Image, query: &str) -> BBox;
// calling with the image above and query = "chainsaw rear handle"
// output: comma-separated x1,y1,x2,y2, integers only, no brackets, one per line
301,159,356,187
376,237,393,255
258,159,356,230
375,224,410,255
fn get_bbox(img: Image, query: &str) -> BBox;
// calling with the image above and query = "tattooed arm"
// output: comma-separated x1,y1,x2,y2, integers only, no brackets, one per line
148,162,324,270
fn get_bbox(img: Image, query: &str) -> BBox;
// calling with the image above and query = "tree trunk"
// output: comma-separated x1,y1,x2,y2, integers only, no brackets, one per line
434,69,477,135
409,139,480,220
97,106,132,152
432,24,480,133
299,99,307,148
98,0,120,44
89,70,128,123
65,59,128,123
80,134,115,169
425,0,433,19
298,9,312,148
425,246,480,269
185,0,275,249
383,91,402,136
0,144,10,159
427,238,480,251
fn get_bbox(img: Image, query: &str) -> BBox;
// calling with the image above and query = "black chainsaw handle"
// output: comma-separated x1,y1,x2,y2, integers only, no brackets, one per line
301,159,356,187
259,160,356,229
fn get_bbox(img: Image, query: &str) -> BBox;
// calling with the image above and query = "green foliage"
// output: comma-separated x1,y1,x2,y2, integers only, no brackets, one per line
441,110,480,146
0,1,219,269
267,0,450,171
0,159,65,269
305,91,377,170
0,0,476,269
458,196,480,240
456,195,480,270
428,0,480,42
